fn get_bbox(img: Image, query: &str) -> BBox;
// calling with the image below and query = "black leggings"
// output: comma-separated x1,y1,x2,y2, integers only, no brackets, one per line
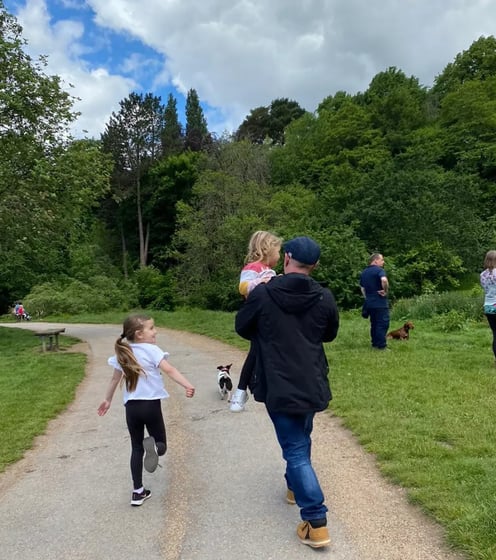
125,399,167,489
485,313,496,360
237,343,256,391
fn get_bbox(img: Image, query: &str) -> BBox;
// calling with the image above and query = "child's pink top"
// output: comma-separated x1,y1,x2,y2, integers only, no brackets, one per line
239,261,276,298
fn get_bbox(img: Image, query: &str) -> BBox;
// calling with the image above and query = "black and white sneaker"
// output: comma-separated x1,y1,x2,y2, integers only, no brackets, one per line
143,436,159,473
131,488,151,506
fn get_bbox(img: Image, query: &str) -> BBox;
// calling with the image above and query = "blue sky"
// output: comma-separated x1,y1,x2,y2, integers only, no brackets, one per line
4,0,496,139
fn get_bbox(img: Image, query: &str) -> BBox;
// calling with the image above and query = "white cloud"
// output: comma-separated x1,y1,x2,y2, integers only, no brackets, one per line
87,0,496,125
10,0,136,138
7,0,496,138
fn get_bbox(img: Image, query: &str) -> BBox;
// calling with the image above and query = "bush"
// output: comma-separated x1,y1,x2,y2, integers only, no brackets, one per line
387,243,466,299
23,277,135,317
432,310,470,332
132,266,177,311
391,290,483,321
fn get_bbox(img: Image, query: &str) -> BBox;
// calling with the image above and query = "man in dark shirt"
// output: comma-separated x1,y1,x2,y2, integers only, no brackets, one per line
235,236,339,548
359,253,390,349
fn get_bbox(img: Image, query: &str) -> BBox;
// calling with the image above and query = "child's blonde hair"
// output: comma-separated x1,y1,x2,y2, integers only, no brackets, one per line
484,250,496,270
245,230,283,264
115,313,150,393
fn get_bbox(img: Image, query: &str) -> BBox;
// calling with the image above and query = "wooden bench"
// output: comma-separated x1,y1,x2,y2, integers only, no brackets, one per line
34,328,66,352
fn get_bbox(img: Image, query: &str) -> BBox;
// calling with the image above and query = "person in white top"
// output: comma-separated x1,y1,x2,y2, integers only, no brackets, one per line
480,250,496,366
97,314,195,506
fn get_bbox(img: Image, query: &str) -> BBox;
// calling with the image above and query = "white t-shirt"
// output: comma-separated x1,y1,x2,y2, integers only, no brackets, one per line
108,342,170,404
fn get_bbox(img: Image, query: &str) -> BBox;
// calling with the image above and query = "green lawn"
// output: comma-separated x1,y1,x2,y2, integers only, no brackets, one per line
0,327,85,471
2,309,495,559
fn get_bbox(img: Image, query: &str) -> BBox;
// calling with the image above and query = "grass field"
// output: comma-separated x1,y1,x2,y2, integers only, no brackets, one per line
0,327,85,471
1,308,495,559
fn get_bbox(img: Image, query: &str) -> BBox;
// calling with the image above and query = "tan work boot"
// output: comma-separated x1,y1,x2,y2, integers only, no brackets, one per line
297,521,331,548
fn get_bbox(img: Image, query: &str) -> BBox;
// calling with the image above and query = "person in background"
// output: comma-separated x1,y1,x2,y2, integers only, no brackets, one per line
97,313,195,506
360,253,390,350
480,250,496,366
230,230,282,412
235,236,339,548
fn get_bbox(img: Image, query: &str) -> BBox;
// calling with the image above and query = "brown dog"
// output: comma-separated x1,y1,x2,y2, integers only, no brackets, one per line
387,321,415,340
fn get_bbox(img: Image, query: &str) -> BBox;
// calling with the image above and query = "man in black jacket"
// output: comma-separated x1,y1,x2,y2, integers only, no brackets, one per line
235,236,339,549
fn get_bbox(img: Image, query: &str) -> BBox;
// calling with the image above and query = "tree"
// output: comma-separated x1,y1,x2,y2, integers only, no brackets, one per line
236,98,306,145
184,88,209,151
146,151,202,265
0,4,76,143
431,36,496,100
172,169,276,309
271,97,388,188
361,67,428,154
438,77,496,181
0,3,79,310
207,138,271,185
268,98,306,144
101,92,165,268
162,93,183,156
235,106,270,144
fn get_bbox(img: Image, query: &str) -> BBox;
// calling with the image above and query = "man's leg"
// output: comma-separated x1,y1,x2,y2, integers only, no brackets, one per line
267,410,327,522
369,307,389,349
368,308,379,347
376,307,390,349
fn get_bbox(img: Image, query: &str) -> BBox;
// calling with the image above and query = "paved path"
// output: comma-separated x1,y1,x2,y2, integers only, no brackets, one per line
0,323,466,560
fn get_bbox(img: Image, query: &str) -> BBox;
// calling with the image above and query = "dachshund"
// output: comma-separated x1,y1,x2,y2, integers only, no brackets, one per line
387,321,415,340
217,364,233,401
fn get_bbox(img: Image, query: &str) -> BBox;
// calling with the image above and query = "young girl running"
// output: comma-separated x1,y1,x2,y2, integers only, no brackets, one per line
230,230,282,412
97,313,195,506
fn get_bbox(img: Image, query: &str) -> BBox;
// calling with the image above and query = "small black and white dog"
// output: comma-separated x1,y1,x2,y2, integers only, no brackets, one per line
217,364,233,401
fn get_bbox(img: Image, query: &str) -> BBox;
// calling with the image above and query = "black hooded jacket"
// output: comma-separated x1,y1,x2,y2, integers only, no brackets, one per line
235,272,339,413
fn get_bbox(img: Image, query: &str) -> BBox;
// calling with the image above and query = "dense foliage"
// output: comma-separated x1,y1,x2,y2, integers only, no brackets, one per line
0,4,111,313
1,1,495,314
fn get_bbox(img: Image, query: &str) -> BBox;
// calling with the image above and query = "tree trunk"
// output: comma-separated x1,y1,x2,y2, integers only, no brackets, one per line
120,222,128,279
136,175,147,267
144,222,150,265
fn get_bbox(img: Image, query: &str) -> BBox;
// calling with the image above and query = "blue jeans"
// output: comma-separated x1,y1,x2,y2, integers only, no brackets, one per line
368,307,390,349
267,409,327,522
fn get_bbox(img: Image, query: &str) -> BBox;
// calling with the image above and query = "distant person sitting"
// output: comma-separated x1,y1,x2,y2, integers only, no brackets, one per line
15,302,30,321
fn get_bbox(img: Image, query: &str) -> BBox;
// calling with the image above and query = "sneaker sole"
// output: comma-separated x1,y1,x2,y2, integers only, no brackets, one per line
143,436,159,473
298,537,331,548
229,405,245,412
297,523,331,548
131,490,152,506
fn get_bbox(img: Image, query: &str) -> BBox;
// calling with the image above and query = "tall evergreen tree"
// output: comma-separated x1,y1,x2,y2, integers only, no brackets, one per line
162,93,183,156
101,92,165,268
184,88,209,151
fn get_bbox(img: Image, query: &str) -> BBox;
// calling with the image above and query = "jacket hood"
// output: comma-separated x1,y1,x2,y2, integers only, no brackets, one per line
265,273,324,314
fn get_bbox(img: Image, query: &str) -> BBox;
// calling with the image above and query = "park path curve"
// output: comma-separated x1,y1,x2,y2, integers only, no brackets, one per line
0,322,466,560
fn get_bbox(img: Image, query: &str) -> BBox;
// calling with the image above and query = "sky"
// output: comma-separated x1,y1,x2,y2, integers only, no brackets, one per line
3,0,496,139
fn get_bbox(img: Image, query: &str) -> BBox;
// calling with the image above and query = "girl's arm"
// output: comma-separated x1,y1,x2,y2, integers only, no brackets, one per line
159,359,195,398
239,268,276,298
97,369,122,416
